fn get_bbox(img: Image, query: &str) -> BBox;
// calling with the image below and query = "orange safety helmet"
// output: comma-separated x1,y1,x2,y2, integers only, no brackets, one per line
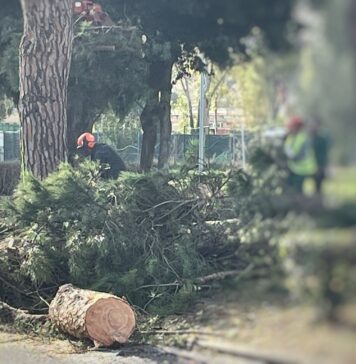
77,132,95,149
286,116,304,131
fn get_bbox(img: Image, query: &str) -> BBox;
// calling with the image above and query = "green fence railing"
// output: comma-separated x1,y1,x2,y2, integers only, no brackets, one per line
0,122,20,132
0,122,20,161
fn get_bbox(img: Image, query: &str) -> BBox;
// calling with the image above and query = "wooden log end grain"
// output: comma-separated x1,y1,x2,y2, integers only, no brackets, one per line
49,284,135,347
86,297,135,346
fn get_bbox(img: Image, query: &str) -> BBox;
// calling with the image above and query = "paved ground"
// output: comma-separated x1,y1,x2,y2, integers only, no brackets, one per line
0,344,182,364
0,334,184,364
0,333,258,364
0,339,261,364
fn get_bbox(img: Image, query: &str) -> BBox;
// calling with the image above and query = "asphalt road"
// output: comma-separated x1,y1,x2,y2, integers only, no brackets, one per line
0,341,184,364
0,332,255,364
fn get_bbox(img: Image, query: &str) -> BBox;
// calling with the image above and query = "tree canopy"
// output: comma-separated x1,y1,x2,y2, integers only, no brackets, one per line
0,0,298,171
0,0,21,103
100,0,297,170
106,0,296,66
67,23,148,155
0,0,148,156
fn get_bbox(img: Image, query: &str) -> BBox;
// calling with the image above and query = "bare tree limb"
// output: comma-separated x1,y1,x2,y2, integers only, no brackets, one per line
0,301,47,326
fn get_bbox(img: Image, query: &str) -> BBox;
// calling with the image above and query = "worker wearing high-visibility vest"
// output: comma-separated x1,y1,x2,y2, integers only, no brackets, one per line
284,117,317,193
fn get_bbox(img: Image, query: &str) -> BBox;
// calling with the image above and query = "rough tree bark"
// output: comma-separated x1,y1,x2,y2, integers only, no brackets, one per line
140,60,174,172
19,0,73,179
140,61,163,172
157,61,173,169
49,284,136,347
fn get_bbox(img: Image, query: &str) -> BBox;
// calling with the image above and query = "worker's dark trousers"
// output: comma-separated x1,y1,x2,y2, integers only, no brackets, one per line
314,169,326,194
287,172,305,193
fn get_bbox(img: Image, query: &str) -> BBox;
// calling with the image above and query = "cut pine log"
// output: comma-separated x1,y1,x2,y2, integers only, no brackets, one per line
48,284,135,347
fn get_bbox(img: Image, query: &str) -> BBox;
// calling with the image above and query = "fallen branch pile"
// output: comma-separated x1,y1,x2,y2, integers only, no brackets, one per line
0,150,288,317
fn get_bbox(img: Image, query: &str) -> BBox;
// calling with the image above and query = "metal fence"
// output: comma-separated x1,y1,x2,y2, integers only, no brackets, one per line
97,132,251,167
0,128,250,167
0,122,20,162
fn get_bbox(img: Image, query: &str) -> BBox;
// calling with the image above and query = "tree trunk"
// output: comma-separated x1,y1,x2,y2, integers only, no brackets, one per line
158,61,173,169
67,105,86,160
49,284,136,348
140,90,160,172
19,0,73,179
214,96,218,133
180,76,195,129
204,70,226,131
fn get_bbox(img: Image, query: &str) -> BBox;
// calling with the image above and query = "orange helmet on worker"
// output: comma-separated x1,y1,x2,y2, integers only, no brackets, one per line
77,132,96,149
286,116,304,133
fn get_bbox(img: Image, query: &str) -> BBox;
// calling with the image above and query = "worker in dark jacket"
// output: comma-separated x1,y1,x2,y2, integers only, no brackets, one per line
76,132,126,179
311,119,330,195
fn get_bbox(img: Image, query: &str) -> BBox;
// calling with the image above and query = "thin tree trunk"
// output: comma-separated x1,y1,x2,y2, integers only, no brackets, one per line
140,90,160,172
214,96,218,132
19,0,73,179
205,70,226,127
158,61,173,169
180,76,195,129
208,71,227,103
140,60,173,172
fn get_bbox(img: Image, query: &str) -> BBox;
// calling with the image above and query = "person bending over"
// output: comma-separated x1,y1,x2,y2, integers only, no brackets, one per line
76,132,126,179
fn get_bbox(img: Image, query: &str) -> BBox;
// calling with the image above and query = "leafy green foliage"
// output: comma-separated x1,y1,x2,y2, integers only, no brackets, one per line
0,162,20,196
109,0,296,66
94,109,141,151
69,24,147,122
0,0,21,101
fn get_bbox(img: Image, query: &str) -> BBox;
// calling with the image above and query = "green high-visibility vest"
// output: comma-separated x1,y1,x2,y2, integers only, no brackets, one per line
284,130,317,176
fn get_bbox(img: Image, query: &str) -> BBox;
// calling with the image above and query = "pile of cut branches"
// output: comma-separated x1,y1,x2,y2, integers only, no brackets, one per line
0,163,235,311
0,145,289,315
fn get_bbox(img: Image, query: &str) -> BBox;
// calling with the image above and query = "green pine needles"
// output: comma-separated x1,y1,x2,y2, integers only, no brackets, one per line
1,162,229,311
0,146,290,314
